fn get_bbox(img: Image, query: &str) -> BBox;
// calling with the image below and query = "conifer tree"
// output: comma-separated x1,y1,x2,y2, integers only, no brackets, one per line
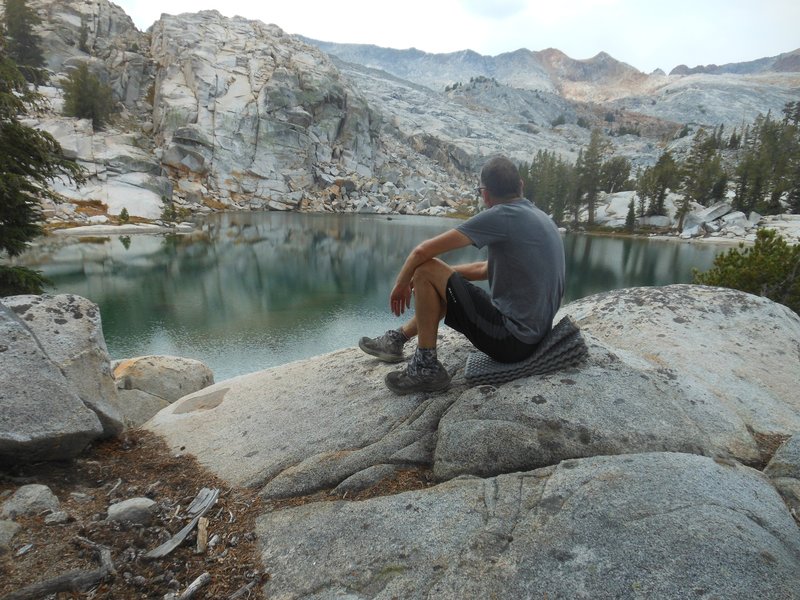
0,39,85,295
576,129,610,225
693,229,800,316
682,128,727,207
625,199,636,232
3,0,45,84
600,156,632,194
62,62,115,130
523,150,577,225
732,110,800,215
636,152,679,217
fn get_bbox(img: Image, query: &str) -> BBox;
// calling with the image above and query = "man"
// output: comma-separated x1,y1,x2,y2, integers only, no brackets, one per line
359,156,565,394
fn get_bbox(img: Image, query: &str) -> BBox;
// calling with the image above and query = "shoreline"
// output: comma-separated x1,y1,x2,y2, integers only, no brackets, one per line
40,218,795,248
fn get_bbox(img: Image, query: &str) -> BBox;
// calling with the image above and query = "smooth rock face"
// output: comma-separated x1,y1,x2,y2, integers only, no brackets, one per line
150,11,375,206
113,355,214,403
146,337,471,489
146,285,800,504
0,304,103,463
257,453,800,599
114,389,171,429
564,285,800,434
435,285,800,479
3,295,124,437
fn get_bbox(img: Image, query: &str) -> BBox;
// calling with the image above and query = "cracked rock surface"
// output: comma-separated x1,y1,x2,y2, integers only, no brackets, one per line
143,284,800,597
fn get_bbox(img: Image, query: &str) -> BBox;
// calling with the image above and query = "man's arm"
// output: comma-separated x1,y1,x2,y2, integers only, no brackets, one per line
390,229,473,315
454,261,488,281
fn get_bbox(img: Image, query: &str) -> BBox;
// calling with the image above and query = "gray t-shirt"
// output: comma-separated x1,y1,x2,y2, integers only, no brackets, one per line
456,198,565,344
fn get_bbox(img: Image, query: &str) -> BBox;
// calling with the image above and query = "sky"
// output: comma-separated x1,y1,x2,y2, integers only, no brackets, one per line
112,0,800,74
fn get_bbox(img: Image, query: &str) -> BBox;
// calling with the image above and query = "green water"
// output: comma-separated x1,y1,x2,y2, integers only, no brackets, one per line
17,212,724,381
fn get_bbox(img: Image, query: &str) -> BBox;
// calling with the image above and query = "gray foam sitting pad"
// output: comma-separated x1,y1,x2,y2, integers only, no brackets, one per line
464,316,588,386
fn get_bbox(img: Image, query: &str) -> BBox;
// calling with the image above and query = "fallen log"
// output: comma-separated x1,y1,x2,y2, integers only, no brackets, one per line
0,537,115,600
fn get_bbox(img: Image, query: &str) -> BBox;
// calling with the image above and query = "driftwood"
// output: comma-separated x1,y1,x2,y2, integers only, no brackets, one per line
145,487,219,559
178,572,211,599
0,537,115,600
196,517,209,554
227,580,258,599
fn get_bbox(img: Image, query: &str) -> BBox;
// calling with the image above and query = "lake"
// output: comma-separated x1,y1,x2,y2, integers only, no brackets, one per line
17,212,724,381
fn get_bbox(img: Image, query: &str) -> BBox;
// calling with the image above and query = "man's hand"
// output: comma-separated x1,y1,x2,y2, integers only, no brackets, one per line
389,228,472,316
390,281,413,316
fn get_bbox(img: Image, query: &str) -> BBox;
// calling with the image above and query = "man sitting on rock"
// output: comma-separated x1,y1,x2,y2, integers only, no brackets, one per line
359,155,566,394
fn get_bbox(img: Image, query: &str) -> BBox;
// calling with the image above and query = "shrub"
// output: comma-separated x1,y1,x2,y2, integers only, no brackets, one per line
692,229,800,315
119,207,130,223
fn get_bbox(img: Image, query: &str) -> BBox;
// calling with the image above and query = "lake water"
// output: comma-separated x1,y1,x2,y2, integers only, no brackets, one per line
18,212,724,381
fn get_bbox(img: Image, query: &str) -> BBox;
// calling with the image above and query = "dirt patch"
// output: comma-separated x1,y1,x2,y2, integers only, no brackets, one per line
0,430,265,599
0,430,438,599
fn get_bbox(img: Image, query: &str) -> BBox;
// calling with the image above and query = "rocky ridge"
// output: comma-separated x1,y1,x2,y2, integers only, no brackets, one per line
13,0,800,238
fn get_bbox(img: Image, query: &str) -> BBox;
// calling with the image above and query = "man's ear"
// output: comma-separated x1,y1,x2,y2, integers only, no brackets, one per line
519,178,524,196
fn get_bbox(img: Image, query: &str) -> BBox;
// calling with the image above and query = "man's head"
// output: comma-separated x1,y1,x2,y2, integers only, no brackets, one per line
480,156,523,205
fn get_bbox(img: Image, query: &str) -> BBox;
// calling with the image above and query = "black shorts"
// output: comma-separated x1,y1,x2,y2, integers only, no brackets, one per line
444,272,539,363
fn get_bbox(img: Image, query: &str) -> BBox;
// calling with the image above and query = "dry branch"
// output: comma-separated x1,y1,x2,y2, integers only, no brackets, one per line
0,537,114,600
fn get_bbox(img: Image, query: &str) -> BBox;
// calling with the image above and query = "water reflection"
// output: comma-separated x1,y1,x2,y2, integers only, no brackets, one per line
17,213,722,380
564,234,721,300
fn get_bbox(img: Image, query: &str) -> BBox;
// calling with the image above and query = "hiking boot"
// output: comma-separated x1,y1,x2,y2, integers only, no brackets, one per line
385,360,451,395
359,329,407,363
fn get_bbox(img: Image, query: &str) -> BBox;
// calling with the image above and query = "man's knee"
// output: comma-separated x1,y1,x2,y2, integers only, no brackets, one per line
412,258,453,287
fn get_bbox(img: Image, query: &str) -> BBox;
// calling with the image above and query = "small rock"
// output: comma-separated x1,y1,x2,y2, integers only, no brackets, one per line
106,497,157,525
44,511,70,525
1,484,60,519
0,520,21,554
765,434,800,479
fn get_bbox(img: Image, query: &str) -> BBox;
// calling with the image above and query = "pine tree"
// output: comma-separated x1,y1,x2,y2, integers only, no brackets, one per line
693,229,800,315
636,152,679,216
682,128,727,207
577,129,610,225
625,199,636,232
3,0,46,84
600,156,632,193
732,111,800,215
62,62,115,130
0,39,85,295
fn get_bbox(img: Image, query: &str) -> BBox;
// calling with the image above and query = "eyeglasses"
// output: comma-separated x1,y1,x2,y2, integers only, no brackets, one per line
474,186,486,197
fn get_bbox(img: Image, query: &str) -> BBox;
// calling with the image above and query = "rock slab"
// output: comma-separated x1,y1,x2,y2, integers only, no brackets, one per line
257,452,800,599
0,303,103,464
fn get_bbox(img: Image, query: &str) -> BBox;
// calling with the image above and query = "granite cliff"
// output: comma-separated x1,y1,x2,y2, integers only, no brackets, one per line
11,0,799,230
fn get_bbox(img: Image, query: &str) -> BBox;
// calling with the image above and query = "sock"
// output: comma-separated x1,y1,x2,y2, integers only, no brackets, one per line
410,347,439,375
387,328,408,345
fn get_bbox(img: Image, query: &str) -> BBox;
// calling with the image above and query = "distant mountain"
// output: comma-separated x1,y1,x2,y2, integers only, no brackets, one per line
301,38,648,99
670,48,800,76
303,39,651,100
301,37,800,106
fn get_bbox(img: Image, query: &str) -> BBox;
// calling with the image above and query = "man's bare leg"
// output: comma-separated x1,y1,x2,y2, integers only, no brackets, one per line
407,258,452,348
383,259,453,394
